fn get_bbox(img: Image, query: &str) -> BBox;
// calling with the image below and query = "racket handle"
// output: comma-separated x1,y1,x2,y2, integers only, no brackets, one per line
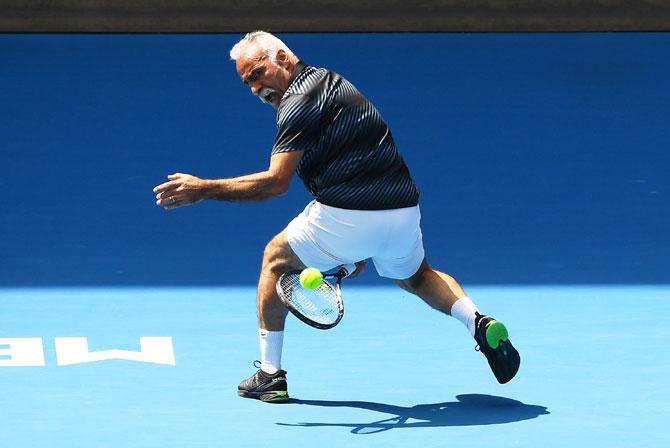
338,264,357,278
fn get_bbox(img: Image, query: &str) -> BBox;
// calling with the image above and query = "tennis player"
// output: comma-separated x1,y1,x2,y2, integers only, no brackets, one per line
153,31,520,402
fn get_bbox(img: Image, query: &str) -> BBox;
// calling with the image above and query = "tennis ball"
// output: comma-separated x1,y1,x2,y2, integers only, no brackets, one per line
299,267,323,290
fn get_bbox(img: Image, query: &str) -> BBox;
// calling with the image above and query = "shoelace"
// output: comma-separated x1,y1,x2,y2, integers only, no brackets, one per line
474,312,484,352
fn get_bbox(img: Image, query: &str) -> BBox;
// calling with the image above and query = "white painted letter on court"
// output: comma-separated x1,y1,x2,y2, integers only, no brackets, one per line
55,337,176,366
0,338,46,367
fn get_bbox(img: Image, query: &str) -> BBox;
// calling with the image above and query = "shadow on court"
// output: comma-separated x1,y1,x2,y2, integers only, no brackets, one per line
278,394,549,434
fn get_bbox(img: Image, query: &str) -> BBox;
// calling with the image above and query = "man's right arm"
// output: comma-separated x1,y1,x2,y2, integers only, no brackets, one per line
153,150,303,209
205,150,304,202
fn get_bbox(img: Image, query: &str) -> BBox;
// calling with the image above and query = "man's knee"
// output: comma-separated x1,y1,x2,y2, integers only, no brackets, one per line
261,231,303,274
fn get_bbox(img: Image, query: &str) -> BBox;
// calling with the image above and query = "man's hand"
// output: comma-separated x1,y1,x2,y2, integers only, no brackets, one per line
347,260,368,279
153,173,210,210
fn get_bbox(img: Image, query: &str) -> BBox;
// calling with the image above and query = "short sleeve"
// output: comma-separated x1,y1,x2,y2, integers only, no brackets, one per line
272,94,321,155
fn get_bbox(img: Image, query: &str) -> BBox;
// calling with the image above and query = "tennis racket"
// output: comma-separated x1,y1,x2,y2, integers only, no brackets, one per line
276,265,354,330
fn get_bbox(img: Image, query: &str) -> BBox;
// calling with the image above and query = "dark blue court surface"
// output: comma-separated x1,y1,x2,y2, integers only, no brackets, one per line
1,33,669,447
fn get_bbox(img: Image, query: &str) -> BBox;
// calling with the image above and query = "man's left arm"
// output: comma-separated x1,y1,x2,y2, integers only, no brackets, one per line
153,150,303,210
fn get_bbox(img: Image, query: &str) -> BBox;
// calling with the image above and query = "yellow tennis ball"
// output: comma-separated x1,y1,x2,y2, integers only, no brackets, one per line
299,267,323,290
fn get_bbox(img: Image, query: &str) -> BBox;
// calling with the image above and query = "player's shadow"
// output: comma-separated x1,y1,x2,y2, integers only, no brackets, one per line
278,394,549,434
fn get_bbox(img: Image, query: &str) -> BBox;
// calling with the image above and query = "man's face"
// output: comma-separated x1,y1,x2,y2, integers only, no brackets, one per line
236,47,292,108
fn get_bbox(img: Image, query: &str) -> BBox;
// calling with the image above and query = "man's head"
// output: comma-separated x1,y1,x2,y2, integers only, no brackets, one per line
230,31,299,108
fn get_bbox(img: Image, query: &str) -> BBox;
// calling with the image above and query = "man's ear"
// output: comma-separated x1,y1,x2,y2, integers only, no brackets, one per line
275,49,290,68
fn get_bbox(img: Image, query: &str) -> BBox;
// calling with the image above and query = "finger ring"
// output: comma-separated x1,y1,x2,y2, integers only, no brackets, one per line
170,196,176,203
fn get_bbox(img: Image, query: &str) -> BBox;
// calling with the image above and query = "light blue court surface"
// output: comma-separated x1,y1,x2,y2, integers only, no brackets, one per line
1,286,668,447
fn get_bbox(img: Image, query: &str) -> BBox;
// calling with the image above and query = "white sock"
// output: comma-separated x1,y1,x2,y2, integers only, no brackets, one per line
450,296,480,336
259,329,284,374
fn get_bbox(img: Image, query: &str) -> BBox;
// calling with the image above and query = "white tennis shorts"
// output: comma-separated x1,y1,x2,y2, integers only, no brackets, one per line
286,200,425,280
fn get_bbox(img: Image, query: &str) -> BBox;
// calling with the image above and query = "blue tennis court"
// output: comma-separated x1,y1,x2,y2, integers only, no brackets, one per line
1,33,669,447
1,286,668,446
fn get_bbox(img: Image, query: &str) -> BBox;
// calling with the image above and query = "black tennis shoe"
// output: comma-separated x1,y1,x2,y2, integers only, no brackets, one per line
237,362,289,403
474,312,520,384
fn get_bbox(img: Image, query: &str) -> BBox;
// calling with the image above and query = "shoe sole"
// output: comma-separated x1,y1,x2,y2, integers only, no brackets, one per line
485,321,509,349
482,320,520,384
237,389,289,403
493,339,520,383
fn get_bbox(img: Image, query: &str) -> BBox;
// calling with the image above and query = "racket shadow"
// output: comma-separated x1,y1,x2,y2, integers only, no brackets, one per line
278,394,549,434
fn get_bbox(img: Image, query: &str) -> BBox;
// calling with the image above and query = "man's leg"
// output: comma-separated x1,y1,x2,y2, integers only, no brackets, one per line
395,259,465,311
395,259,477,332
256,229,305,374
396,259,520,384
238,229,305,403
256,229,304,331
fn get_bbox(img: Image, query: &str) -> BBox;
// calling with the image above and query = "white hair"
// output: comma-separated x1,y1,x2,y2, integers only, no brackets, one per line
229,31,295,62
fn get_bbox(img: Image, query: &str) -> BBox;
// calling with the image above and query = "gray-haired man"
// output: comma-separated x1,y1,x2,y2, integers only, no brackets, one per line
153,31,520,402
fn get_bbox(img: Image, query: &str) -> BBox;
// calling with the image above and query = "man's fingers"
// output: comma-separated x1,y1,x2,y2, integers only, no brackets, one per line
163,197,193,210
153,182,172,194
155,190,177,201
153,173,193,208
161,196,182,209
163,201,182,210
156,193,179,206
153,180,180,194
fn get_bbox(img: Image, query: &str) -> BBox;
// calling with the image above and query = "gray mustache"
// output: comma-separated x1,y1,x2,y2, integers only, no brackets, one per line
258,87,278,105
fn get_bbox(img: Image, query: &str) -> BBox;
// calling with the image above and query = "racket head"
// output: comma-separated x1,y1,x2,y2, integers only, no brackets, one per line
276,270,344,329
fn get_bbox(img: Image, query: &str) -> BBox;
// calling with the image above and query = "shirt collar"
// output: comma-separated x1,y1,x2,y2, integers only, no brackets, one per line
288,60,308,87
278,60,309,112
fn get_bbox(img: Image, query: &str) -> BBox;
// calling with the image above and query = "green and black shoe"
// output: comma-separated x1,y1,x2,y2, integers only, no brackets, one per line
237,362,289,403
474,312,520,384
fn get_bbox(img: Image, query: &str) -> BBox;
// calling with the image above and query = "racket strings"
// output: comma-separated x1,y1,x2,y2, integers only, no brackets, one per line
281,274,340,325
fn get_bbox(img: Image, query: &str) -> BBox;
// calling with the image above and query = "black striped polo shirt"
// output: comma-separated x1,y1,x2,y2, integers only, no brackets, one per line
271,62,419,210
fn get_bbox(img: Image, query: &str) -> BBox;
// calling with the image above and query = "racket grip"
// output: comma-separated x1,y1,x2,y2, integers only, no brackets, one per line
339,263,357,278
